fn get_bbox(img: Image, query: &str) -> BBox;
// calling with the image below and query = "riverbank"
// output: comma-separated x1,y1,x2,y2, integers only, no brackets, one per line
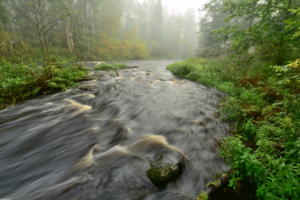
0,60,89,110
167,58,300,200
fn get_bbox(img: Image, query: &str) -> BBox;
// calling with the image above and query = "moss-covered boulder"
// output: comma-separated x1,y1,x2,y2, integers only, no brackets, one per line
79,85,94,91
196,191,209,200
147,163,182,189
75,76,95,82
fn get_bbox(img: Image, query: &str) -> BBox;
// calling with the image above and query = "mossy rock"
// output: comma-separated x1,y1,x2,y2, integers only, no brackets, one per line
196,191,209,200
75,76,95,82
79,85,93,91
147,163,182,189
71,91,83,95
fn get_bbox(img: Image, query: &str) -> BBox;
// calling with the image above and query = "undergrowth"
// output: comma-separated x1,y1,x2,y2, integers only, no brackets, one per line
93,62,128,70
167,58,300,200
0,60,87,109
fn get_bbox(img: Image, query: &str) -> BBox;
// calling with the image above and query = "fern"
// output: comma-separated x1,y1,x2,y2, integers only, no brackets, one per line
47,82,58,88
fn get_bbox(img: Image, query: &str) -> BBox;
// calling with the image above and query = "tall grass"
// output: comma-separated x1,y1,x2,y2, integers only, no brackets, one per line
167,58,266,106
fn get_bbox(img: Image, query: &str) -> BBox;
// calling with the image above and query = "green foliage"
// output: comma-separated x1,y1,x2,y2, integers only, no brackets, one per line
220,121,300,199
285,7,300,39
167,58,265,106
0,60,87,109
271,59,300,86
221,93,300,200
196,191,209,200
198,0,230,58
167,57,300,199
219,137,264,189
166,61,192,76
199,0,300,65
242,117,256,137
93,63,128,71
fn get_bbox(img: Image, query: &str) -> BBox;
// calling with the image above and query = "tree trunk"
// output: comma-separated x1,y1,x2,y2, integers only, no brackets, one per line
277,0,292,66
61,0,73,54
70,30,75,53
40,10,50,65
243,3,256,60
9,39,13,54
91,6,95,37
35,11,46,67
83,0,89,54
64,18,72,54
19,38,27,52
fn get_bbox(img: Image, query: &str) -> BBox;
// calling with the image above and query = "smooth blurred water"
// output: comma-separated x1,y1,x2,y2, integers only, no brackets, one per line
0,60,231,200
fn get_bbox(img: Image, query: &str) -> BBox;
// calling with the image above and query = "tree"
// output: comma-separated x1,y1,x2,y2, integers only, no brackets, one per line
181,9,197,58
213,0,300,64
0,0,9,29
1,0,198,61
198,0,231,58
150,0,163,43
10,0,68,66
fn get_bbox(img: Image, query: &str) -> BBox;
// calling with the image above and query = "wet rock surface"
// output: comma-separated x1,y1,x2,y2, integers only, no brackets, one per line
147,163,183,189
79,85,94,91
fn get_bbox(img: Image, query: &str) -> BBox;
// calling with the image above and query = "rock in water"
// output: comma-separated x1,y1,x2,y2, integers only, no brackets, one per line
79,85,94,91
75,76,95,82
147,163,182,189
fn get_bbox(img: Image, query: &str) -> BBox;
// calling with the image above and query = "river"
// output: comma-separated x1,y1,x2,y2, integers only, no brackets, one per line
0,60,231,200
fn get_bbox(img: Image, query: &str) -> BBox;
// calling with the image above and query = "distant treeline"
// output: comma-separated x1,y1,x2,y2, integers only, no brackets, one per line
0,0,197,63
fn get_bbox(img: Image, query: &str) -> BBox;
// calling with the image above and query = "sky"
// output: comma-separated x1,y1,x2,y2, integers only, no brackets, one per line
137,0,211,19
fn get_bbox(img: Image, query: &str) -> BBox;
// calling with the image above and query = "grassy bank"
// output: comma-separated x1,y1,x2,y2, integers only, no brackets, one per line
0,60,88,109
167,58,300,200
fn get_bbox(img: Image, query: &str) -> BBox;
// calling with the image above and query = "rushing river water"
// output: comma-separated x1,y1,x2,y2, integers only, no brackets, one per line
0,60,231,200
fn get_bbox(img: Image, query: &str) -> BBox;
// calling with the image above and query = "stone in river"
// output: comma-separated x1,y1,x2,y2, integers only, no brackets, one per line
147,163,183,189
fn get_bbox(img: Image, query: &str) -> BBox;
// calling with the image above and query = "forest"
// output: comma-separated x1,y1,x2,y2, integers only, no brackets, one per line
0,0,197,108
1,0,300,199
0,0,197,61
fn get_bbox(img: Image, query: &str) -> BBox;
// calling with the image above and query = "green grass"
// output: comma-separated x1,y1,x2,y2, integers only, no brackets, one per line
167,58,266,106
0,60,87,109
94,63,128,70
167,57,300,200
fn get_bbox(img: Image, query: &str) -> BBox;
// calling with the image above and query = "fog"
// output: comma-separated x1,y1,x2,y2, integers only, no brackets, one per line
138,0,210,17
0,0,205,60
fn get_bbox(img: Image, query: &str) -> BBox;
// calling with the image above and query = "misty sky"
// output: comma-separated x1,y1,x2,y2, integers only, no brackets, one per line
137,0,211,18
